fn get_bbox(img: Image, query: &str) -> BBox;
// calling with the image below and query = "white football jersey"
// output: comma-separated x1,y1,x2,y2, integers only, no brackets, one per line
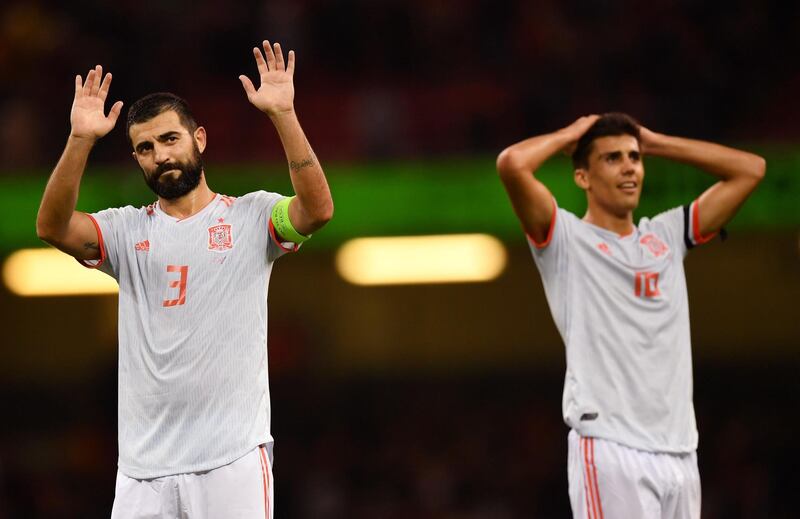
82,191,296,479
530,199,714,453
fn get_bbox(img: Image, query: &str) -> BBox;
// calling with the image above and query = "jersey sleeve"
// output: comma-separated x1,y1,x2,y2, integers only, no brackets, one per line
244,190,302,262
651,199,717,258
527,199,570,262
528,200,573,319
78,206,138,279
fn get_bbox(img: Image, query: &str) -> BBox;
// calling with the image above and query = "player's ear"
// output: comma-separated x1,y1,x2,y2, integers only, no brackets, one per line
574,168,589,190
194,126,207,153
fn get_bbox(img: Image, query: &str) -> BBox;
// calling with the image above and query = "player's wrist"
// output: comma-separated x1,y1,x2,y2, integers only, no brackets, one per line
267,107,297,122
67,133,99,148
553,128,579,151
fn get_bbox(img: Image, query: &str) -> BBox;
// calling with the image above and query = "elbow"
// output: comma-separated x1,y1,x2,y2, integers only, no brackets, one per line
35,213,66,246
320,204,334,226
496,148,524,181
740,155,766,190
36,228,59,247
311,200,334,229
752,156,767,182
36,227,49,243
35,217,55,244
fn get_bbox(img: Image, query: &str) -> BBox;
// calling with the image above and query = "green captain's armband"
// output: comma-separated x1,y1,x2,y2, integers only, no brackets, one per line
271,196,311,244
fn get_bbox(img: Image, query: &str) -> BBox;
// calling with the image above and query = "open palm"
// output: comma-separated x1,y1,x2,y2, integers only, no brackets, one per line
239,41,295,117
70,65,123,140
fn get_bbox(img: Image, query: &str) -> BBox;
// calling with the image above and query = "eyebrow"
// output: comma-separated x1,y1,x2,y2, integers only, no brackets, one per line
156,131,181,142
600,150,640,159
134,131,181,153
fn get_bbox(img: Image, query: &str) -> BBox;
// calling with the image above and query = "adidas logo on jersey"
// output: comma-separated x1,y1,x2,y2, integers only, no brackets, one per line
135,240,150,252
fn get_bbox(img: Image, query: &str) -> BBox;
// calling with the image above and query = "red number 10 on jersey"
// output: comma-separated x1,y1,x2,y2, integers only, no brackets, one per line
634,271,660,298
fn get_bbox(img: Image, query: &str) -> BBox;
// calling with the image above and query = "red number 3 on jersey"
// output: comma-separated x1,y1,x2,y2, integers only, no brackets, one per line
163,265,189,307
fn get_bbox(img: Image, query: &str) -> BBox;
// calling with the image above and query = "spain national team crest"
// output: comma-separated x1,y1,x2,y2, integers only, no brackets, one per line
208,224,233,252
640,233,669,258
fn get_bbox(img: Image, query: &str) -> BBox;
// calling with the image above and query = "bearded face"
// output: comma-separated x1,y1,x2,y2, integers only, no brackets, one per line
129,109,207,201
142,140,204,200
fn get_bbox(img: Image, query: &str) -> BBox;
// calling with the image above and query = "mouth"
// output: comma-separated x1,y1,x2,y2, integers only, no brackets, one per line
617,181,638,194
156,168,181,181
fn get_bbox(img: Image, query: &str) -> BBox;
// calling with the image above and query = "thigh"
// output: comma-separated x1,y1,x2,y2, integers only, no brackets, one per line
568,431,660,519
110,471,178,519
179,444,274,519
662,452,701,519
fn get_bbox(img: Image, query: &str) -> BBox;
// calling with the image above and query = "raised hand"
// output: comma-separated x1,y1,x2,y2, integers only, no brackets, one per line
70,65,124,141
561,115,600,155
637,124,661,154
239,40,295,117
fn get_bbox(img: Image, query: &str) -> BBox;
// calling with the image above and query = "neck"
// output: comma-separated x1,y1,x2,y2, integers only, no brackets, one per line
158,175,215,219
583,204,635,236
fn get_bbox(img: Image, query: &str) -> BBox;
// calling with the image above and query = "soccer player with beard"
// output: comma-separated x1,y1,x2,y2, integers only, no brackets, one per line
497,113,765,519
36,41,333,518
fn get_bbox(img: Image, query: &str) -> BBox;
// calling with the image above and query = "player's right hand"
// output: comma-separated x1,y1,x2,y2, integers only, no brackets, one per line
70,65,124,142
560,115,600,155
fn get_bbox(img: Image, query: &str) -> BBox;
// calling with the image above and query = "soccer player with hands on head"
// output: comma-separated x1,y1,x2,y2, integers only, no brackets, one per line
37,41,332,519
498,113,764,519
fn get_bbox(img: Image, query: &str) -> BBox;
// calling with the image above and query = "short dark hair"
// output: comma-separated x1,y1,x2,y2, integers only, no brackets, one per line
572,113,641,169
126,92,198,143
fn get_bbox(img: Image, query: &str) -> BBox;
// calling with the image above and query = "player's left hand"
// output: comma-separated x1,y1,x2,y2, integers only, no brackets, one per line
239,40,295,118
638,125,661,154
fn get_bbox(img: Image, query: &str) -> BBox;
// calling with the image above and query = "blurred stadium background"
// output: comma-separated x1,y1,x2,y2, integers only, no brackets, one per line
1,0,799,517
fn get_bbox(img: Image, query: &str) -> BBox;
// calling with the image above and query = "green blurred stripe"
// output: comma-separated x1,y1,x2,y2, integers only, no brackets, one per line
2,150,797,254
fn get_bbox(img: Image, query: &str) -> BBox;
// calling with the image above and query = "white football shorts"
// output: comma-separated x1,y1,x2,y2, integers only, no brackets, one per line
568,430,700,519
111,443,274,519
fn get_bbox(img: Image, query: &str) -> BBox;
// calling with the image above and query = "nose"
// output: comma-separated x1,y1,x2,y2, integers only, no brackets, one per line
153,143,170,165
621,157,637,175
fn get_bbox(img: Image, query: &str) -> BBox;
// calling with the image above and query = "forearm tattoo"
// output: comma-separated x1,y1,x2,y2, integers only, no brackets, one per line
289,155,316,172
83,241,99,251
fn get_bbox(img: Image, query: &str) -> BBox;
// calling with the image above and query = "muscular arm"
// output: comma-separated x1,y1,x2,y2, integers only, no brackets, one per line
269,111,333,236
36,65,123,259
37,137,103,259
641,129,766,236
240,40,333,237
497,116,598,242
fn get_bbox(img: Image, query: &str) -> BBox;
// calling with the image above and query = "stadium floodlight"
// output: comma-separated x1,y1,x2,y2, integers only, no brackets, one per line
336,233,507,286
2,248,118,296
